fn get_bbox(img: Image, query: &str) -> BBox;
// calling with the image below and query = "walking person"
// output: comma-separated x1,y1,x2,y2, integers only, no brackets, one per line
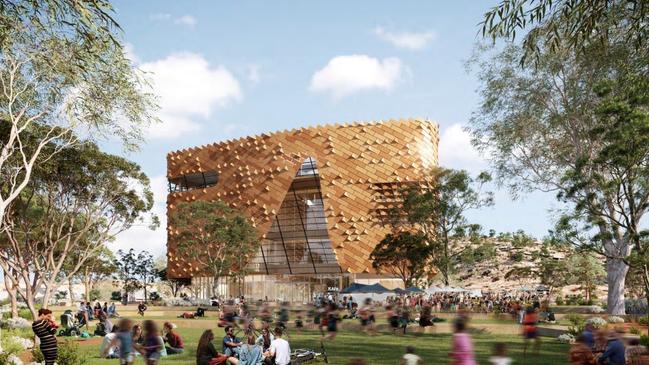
140,320,164,365
32,308,58,365
450,317,476,365
522,307,541,357
103,318,135,365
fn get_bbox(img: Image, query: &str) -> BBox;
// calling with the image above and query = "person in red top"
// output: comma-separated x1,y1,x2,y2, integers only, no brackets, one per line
522,307,540,357
162,322,184,354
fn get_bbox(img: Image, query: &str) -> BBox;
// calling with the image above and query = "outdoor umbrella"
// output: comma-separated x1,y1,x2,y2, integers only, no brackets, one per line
362,283,393,294
393,288,408,295
406,286,424,293
340,283,368,294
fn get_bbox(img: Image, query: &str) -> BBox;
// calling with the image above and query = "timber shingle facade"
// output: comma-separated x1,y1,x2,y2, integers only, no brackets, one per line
166,118,439,279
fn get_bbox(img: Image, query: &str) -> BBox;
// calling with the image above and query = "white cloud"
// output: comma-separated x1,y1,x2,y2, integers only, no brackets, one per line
374,27,436,50
174,15,197,27
139,52,242,139
439,124,487,174
111,175,168,254
309,55,404,99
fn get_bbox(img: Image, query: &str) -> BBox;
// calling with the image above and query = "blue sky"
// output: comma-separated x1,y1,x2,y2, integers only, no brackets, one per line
109,0,558,254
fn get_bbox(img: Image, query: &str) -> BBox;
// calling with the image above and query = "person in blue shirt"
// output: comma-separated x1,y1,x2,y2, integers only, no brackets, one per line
582,323,595,349
223,326,242,357
598,331,625,365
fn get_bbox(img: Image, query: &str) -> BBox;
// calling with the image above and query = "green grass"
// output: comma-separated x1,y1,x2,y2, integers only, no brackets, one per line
73,325,569,365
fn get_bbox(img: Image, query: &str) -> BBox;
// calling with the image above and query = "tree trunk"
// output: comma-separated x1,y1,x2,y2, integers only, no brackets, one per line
606,258,629,315
68,278,75,305
84,270,90,301
3,271,18,318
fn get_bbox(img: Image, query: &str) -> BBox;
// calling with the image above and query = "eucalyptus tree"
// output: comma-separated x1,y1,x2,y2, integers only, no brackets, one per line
0,141,156,317
0,0,157,230
392,168,493,286
469,36,649,314
170,200,258,296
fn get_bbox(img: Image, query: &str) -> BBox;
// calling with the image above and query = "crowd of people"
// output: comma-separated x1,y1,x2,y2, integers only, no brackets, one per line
28,293,649,365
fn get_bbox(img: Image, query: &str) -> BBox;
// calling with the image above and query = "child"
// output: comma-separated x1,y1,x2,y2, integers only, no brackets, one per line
400,346,422,365
451,317,476,365
489,343,512,365
140,320,164,365
102,318,134,365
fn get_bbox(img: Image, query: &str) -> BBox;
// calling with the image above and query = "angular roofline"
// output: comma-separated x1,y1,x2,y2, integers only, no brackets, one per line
166,117,437,157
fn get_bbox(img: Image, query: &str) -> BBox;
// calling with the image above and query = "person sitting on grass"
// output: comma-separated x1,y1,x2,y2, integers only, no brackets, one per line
108,302,119,318
400,346,422,365
489,343,512,365
268,327,290,365
196,329,231,365
229,335,263,365
598,330,625,365
162,322,184,354
256,326,274,354
223,325,242,357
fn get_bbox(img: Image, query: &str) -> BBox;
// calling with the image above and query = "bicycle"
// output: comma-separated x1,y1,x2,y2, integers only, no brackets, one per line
291,340,329,364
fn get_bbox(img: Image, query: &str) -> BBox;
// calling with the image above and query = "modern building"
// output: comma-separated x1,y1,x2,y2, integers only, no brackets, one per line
166,118,439,301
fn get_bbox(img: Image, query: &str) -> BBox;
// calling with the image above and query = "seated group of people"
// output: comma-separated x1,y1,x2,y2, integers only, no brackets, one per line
570,324,648,365
100,320,185,360
77,301,118,327
197,325,290,365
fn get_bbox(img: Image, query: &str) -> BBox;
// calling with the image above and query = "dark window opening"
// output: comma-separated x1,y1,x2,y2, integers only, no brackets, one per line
168,171,218,193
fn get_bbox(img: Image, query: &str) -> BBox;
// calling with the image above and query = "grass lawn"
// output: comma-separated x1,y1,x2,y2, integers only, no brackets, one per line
71,322,569,365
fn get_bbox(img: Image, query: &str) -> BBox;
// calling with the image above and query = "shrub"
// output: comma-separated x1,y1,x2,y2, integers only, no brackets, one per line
607,316,625,324
57,339,86,365
555,296,564,306
589,306,605,314
0,317,31,329
111,291,122,301
585,317,608,329
32,347,44,363
149,292,161,302
639,317,649,326
566,314,586,336
557,333,575,343
641,335,649,348
0,334,27,365
630,326,642,335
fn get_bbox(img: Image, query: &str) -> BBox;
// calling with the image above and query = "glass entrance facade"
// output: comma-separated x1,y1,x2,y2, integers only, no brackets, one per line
248,157,342,275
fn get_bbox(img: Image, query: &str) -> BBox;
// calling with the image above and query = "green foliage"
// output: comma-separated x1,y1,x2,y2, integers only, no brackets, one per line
566,314,586,336
55,290,68,301
641,335,649,348
57,340,87,365
395,168,493,285
510,252,524,262
170,200,258,292
469,34,649,314
1,308,33,320
31,347,44,363
555,296,564,305
114,249,156,301
630,326,641,335
370,231,433,287
111,291,123,301
86,289,101,301
149,292,161,302
481,0,649,64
